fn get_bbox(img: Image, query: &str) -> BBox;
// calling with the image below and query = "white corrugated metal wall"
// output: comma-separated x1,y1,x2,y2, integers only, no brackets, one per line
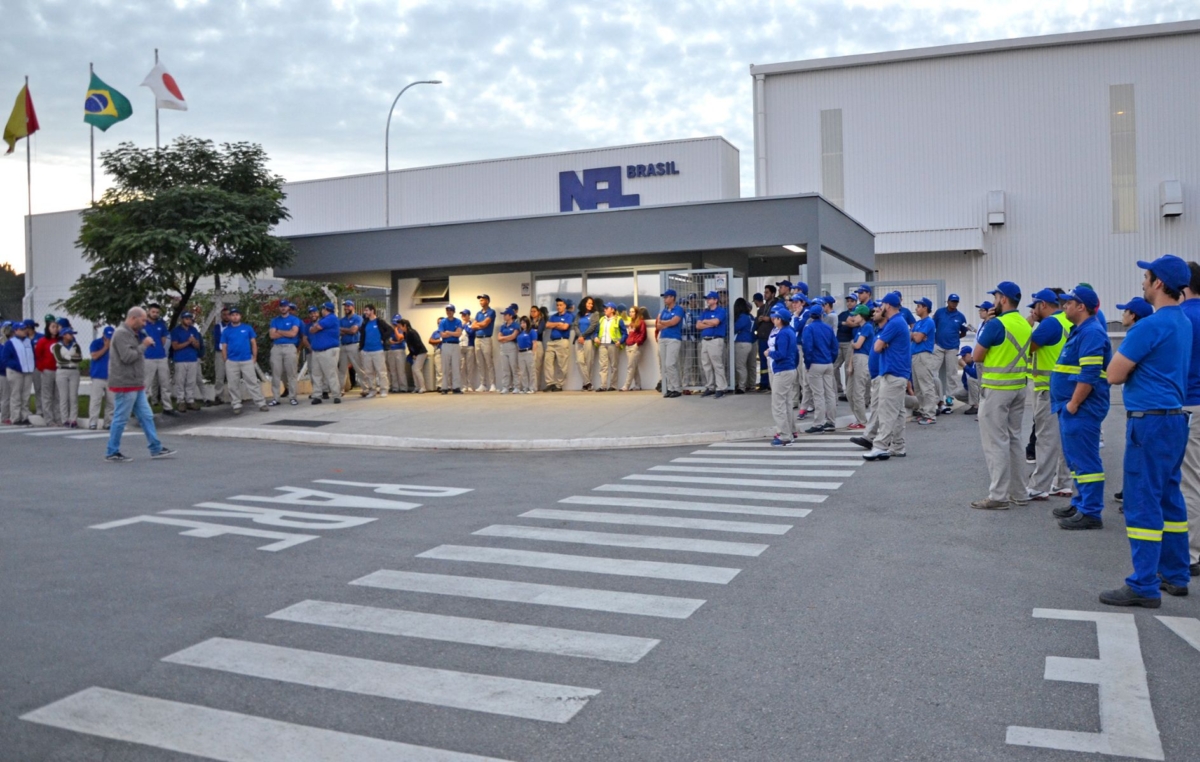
757,31,1200,310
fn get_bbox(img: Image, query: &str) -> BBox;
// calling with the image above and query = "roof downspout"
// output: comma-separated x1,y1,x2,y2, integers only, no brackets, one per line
753,72,767,197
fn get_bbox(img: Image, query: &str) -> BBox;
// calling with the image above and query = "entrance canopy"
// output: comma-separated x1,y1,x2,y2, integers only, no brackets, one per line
278,193,874,291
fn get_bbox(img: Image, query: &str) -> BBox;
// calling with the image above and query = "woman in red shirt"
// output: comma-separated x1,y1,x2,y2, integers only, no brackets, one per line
34,320,62,425
620,307,648,392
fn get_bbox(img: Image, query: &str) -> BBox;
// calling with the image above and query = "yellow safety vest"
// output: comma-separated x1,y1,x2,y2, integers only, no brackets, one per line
1029,312,1072,391
981,310,1032,391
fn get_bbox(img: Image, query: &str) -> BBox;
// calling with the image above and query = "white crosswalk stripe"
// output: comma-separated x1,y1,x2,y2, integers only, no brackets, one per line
706,441,860,448
268,599,660,663
564,493,813,517
671,456,860,467
593,483,827,504
624,474,843,489
521,508,792,535
688,449,863,458
350,569,706,618
21,687,513,762
472,525,769,557
24,428,83,436
164,637,599,723
418,544,741,584
650,465,855,477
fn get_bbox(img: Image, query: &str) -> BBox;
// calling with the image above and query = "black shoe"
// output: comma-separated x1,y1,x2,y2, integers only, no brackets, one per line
714,391,725,399
164,409,180,417
838,394,848,402
700,390,715,398
1058,513,1103,530
666,391,682,398
1099,585,1161,608
1159,576,1189,597
1115,491,1123,501
1051,504,1077,519
1190,562,1200,577
804,425,825,434
962,406,978,415
850,436,872,450
333,398,342,404
311,398,322,405
105,452,132,463
582,384,592,391
452,388,464,394
822,423,836,432
322,392,330,399
151,447,176,459
656,382,662,392
1025,447,1036,464
734,389,745,395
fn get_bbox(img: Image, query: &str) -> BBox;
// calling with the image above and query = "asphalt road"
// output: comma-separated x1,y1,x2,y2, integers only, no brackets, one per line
2,408,1199,761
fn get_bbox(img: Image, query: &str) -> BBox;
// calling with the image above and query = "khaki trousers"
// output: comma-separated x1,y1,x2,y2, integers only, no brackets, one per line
174,361,201,405
440,343,462,390
56,368,80,424
411,353,427,392
0,368,8,421
360,350,388,393
771,369,799,437
865,376,884,441
935,346,960,399
700,338,726,392
387,351,409,392
808,363,836,427
979,385,1027,502
518,350,535,391
270,345,299,402
39,369,60,424
597,343,619,390
143,357,173,411
833,341,852,394
213,353,230,403
1028,389,1069,494
497,344,519,390
953,375,981,407
7,369,32,423
88,378,114,428
871,374,908,454
575,341,596,388
533,342,546,390
310,348,341,399
338,343,365,391
432,348,442,389
848,355,870,424
547,340,570,388
911,352,940,418
226,359,265,409
1178,406,1200,566
475,336,495,388
461,344,477,390
659,338,682,394
622,344,643,391
735,342,755,392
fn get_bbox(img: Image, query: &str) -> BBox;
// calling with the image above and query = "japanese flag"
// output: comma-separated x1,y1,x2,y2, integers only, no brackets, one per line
141,60,187,111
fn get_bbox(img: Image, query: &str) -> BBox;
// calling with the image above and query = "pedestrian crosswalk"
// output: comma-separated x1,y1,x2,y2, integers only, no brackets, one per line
22,435,867,759
0,425,132,442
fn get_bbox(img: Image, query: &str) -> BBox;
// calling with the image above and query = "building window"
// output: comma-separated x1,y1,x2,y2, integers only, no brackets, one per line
585,271,635,312
820,108,845,209
1110,84,1137,234
535,274,581,313
413,278,449,304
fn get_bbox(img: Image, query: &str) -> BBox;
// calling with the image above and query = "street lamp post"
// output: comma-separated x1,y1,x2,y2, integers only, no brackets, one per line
385,79,442,227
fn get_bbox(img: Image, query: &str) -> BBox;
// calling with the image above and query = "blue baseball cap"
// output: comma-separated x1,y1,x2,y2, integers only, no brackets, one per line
988,281,1021,301
460,309,471,316
445,304,456,312
604,301,617,309
322,301,335,311
564,299,575,308
1061,286,1099,310
788,292,805,302
180,311,194,319
881,292,902,308
845,294,857,301
476,293,490,300
975,300,994,311
1116,296,1153,319
392,314,402,321
959,346,973,356
56,317,71,327
1139,254,1191,291
753,293,764,301
503,307,517,317
806,305,824,319
661,289,677,298
947,293,960,302
103,326,114,337
61,326,75,336
775,280,793,288
1026,288,1060,308
308,306,318,313
342,299,355,306
278,299,292,308
855,284,873,294
795,281,810,295
23,319,36,328
616,303,628,312
228,307,242,315
770,306,790,319
704,291,720,300
914,297,933,309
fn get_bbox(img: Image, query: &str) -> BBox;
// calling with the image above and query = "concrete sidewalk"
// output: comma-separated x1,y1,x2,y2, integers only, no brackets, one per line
176,389,782,450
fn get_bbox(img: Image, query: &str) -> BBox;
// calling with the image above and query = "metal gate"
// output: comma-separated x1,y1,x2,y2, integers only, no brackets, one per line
661,268,736,391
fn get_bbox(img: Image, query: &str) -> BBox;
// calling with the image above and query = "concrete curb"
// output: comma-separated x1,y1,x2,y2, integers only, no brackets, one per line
177,425,778,451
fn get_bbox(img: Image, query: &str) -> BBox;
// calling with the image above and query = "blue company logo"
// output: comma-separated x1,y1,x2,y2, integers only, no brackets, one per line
558,161,681,212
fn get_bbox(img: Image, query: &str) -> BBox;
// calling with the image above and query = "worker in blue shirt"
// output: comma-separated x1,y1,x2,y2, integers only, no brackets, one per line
932,294,969,411
864,292,911,461
496,307,521,393
460,309,478,392
471,295,496,392
910,297,938,425
337,299,365,394
307,302,342,404
890,293,916,327
767,304,799,445
733,297,756,394
220,307,268,415
170,311,205,411
846,305,874,429
387,313,409,394
267,300,302,406
437,304,464,393
834,295,857,398
697,290,728,398
87,326,115,429
516,316,537,393
1178,263,1200,581
210,306,232,405
789,292,814,418
953,345,979,413
544,297,572,392
357,304,392,398
1048,287,1111,531
801,304,839,433
657,289,686,398
854,284,873,307
1025,288,1072,502
142,302,176,416
1103,255,1193,607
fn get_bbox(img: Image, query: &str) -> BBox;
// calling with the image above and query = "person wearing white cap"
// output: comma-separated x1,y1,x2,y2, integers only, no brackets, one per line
932,294,969,412
51,327,83,428
170,311,205,411
267,301,301,406
696,291,728,398
87,326,115,429
909,297,938,425
595,302,626,392
337,299,365,393
471,295,497,392
496,308,520,393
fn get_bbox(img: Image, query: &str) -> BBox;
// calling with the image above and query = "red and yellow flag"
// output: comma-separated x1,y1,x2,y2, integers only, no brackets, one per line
4,84,40,154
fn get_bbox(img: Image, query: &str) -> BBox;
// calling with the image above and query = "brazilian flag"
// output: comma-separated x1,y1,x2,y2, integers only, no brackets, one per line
83,72,132,131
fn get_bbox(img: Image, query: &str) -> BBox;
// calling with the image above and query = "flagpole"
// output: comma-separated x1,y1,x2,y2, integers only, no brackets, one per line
25,75,34,314
154,48,160,150
89,62,95,204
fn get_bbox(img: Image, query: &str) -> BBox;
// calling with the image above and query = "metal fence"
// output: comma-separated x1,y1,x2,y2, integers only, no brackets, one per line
661,269,736,391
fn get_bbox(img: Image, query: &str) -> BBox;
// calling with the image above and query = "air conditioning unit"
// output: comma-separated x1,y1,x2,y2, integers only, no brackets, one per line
987,191,1006,226
1160,180,1183,217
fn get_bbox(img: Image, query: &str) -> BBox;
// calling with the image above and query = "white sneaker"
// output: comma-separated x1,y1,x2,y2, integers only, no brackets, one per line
475,385,485,393
379,393,387,398
364,391,376,398
500,388,509,394
489,385,497,393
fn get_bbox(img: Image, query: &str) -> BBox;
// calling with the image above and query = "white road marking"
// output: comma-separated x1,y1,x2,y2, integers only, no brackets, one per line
473,525,768,557
313,480,473,498
594,483,827,504
67,433,120,440
268,599,659,663
671,457,861,467
89,515,318,551
689,449,863,458
565,494,812,518
21,687,512,761
418,545,740,584
1157,616,1200,652
650,465,855,478
522,508,791,535
24,428,83,436
1006,609,1164,761
227,486,420,511
351,570,705,619
624,474,842,490
706,439,856,446
164,638,598,723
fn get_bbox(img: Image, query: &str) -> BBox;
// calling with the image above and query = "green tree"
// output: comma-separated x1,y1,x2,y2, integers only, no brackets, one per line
60,136,294,327
0,261,22,321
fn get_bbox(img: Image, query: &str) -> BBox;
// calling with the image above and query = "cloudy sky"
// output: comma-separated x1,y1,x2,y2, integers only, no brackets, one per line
1,0,1196,273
